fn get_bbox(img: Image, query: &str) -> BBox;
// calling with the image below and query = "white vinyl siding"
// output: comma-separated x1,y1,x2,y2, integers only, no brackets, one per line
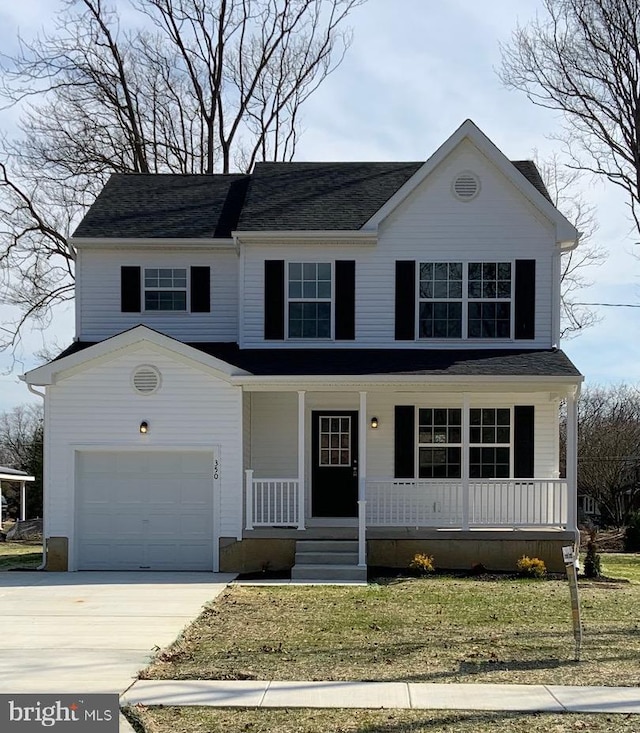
77,248,238,341
240,140,554,348
44,343,244,568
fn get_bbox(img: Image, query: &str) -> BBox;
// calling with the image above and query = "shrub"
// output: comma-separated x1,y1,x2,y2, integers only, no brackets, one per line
583,531,602,578
625,512,640,552
409,553,435,575
516,555,546,578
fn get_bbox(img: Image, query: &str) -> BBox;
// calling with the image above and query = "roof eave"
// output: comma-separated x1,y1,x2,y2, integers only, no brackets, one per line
232,373,584,389
71,237,235,248
232,230,377,243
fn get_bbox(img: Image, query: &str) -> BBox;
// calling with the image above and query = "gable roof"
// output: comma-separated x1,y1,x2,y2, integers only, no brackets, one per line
362,120,576,248
73,174,250,239
70,122,557,239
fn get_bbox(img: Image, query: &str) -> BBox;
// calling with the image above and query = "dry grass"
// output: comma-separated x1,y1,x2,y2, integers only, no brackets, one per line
0,541,42,570
124,706,639,733
142,557,640,686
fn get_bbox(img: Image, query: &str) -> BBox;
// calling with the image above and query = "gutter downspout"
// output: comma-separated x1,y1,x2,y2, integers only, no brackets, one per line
21,378,47,570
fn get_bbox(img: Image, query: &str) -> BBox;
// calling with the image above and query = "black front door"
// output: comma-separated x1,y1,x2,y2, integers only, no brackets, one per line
311,411,358,517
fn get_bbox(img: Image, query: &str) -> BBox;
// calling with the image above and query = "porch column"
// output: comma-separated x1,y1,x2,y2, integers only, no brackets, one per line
297,391,306,530
358,391,367,567
566,386,579,543
20,481,26,522
462,393,470,530
244,469,254,530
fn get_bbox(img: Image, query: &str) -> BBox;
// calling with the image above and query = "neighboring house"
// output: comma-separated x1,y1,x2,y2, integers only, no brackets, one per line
23,120,582,578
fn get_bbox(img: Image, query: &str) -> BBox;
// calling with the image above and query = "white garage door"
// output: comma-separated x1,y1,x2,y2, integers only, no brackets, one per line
76,451,214,570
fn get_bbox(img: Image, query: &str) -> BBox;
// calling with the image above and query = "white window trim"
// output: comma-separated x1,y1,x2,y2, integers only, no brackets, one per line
143,267,189,314
417,261,514,341
414,405,514,480
416,407,463,479
468,406,513,479
286,261,334,340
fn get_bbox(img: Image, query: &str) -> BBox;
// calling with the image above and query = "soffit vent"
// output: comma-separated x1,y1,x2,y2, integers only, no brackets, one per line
452,171,480,201
132,365,161,395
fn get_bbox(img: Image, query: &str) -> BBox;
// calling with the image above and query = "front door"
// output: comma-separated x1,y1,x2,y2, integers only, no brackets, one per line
311,411,358,517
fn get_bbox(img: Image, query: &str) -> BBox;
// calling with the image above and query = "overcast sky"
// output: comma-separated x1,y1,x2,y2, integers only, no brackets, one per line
0,0,638,412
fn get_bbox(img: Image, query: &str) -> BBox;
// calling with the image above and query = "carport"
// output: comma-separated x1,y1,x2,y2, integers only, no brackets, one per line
0,466,35,526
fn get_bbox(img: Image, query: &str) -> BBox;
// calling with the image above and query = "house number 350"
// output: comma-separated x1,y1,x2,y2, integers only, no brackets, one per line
213,459,220,480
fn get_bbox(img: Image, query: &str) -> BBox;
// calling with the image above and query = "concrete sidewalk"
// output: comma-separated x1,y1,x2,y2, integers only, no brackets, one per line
121,679,640,714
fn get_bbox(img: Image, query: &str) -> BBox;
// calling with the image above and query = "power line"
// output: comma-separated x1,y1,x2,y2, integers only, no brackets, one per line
574,301,640,308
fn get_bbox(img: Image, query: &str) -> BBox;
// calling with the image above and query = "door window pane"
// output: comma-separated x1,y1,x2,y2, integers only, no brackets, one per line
318,416,351,466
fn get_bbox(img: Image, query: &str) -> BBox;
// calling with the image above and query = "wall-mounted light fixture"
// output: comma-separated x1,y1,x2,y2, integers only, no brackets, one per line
139,420,149,434
370,416,379,429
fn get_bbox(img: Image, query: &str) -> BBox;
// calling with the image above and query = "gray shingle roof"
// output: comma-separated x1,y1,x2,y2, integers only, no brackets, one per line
237,162,422,231
54,341,580,378
72,161,551,238
73,174,249,239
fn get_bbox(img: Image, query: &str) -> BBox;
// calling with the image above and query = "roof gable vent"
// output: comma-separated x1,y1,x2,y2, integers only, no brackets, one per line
452,171,480,201
132,365,161,395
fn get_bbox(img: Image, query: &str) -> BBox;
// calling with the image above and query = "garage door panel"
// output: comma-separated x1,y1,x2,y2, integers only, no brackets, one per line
147,542,211,570
76,451,214,571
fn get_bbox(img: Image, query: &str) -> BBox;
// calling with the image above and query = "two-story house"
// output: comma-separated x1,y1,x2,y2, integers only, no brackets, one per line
23,120,582,579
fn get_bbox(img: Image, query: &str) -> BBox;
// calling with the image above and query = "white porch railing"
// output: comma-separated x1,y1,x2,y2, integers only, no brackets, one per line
366,478,568,528
245,471,301,529
244,473,568,530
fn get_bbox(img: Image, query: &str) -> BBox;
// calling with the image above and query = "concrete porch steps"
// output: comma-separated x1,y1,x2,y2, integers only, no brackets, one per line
291,539,366,582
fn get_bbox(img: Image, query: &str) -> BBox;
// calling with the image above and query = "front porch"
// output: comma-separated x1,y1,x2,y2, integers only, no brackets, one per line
238,382,579,574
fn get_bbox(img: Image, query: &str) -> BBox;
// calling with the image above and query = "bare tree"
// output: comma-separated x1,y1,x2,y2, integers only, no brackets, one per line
562,385,640,527
0,403,43,518
0,0,364,350
500,0,640,237
535,152,607,337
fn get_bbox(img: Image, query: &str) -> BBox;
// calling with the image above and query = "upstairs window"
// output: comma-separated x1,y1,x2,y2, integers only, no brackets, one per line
144,268,187,311
468,262,512,338
418,262,463,338
417,261,512,340
288,262,332,338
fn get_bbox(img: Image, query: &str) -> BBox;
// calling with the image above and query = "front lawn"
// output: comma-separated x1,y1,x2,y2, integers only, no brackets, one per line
125,707,638,733
142,554,640,687
0,541,42,571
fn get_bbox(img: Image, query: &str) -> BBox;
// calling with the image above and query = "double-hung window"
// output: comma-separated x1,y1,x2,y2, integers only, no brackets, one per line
288,262,332,338
144,268,187,311
469,408,511,478
418,408,462,478
468,262,512,338
417,261,512,339
418,263,463,338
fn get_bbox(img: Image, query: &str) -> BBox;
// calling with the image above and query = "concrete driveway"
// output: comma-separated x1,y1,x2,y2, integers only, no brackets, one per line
0,571,235,695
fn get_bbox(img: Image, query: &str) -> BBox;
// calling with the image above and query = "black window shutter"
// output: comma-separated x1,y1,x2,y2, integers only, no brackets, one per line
514,260,536,339
264,260,285,340
121,266,141,313
394,406,415,479
335,260,355,340
395,261,416,340
190,267,210,312
514,406,535,478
